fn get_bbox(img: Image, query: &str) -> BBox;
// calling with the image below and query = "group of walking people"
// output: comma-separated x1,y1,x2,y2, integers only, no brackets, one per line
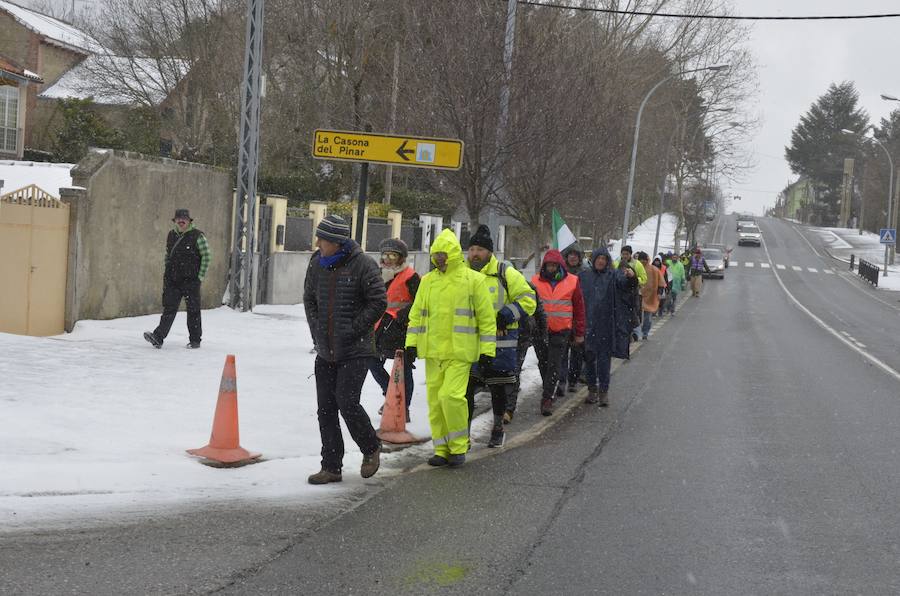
301,214,710,484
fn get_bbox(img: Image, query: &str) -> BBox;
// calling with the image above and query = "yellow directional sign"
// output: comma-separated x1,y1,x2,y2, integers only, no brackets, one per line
312,129,463,170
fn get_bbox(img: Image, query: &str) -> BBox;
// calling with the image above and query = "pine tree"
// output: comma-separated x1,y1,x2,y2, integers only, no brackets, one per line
785,82,869,224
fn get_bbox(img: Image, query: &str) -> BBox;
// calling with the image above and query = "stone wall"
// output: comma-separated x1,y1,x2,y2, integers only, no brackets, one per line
64,149,231,330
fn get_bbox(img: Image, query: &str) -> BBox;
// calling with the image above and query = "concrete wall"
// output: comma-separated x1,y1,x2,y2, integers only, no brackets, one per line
267,250,504,305
64,149,231,330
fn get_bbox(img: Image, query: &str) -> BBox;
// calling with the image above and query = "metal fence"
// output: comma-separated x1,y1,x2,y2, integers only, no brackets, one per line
857,257,879,287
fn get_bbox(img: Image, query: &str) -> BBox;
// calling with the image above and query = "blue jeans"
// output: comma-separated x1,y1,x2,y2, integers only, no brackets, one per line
368,356,414,407
641,310,653,338
584,351,612,392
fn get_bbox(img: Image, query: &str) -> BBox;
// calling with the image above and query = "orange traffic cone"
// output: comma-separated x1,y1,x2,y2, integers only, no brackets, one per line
187,354,261,467
376,350,424,445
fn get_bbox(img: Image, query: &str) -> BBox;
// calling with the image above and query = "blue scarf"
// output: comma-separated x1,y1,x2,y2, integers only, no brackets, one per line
319,240,352,269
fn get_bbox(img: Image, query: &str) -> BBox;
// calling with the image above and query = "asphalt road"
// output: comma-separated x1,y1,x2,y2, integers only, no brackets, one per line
5,215,900,595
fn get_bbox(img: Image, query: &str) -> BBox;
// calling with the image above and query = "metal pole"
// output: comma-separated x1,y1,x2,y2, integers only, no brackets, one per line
229,0,265,311
356,162,369,245
486,0,517,236
871,136,893,276
384,41,400,206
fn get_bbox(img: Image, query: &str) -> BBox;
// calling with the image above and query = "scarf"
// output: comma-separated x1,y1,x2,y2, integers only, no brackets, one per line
319,241,352,269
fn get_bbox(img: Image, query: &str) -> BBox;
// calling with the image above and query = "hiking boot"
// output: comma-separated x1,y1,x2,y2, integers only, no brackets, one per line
360,447,381,478
427,455,449,467
448,454,466,467
308,468,342,485
598,389,609,407
487,425,505,448
143,331,162,349
540,397,554,416
186,341,201,349
585,387,600,404
502,410,514,424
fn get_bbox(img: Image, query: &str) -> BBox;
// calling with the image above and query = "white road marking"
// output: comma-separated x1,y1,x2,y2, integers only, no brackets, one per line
762,236,900,384
792,265,802,271
824,269,834,274
776,264,786,270
760,263,771,269
730,261,739,267
808,267,818,273
791,224,824,258
745,261,755,267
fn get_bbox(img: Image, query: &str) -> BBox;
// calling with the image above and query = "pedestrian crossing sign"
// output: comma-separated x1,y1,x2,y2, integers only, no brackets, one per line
880,228,896,245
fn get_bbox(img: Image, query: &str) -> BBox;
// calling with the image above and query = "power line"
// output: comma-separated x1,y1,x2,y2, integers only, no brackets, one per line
516,1,900,20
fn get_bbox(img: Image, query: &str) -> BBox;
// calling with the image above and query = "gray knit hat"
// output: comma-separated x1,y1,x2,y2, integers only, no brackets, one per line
379,237,408,258
316,214,351,243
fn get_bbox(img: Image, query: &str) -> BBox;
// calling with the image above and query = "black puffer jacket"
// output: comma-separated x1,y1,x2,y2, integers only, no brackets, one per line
303,241,387,362
165,228,204,284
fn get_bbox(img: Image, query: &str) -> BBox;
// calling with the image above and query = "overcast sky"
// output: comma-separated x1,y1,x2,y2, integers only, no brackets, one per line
727,0,900,215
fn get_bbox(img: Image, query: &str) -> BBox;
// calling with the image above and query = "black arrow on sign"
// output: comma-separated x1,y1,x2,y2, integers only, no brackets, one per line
396,140,414,161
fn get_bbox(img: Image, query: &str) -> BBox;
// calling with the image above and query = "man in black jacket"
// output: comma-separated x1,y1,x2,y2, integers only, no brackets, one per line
303,215,387,485
144,209,211,349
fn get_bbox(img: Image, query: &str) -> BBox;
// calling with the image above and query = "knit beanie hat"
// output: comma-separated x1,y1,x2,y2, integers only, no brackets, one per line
379,237,408,258
316,214,351,243
468,224,494,252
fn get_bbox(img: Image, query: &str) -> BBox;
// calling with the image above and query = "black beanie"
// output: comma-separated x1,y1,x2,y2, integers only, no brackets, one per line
468,224,494,252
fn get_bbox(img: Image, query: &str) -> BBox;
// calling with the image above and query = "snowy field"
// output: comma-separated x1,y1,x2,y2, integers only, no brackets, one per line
810,226,900,291
607,213,680,258
0,305,540,531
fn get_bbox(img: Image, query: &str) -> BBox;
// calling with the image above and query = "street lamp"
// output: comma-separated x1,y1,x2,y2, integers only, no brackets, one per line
622,64,730,241
842,128,893,276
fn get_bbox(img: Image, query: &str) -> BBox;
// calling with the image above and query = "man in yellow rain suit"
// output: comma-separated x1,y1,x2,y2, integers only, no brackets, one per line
406,229,496,467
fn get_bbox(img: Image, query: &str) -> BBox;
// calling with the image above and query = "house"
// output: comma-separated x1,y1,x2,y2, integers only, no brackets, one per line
0,0,187,155
0,54,42,158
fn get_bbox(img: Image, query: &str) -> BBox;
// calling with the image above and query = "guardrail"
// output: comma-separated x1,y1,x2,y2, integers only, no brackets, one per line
857,257,879,287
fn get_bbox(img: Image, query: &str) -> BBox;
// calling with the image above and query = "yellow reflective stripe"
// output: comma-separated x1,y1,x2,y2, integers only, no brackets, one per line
408,326,426,334
448,429,468,440
453,325,477,334
455,308,474,317
496,339,518,348
387,301,411,308
480,335,496,342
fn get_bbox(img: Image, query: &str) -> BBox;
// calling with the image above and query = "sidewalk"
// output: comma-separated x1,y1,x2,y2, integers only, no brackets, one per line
806,225,900,291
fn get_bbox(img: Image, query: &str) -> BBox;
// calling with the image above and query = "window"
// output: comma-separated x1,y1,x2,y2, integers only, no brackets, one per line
0,84,19,154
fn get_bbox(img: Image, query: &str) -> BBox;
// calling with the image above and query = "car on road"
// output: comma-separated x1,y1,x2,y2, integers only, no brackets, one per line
703,243,732,268
736,218,755,231
738,225,762,246
701,248,726,279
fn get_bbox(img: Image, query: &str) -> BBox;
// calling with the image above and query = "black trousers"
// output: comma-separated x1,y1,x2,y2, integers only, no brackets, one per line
466,372,512,425
315,356,380,472
564,342,584,385
535,332,569,399
154,279,202,343
507,342,531,413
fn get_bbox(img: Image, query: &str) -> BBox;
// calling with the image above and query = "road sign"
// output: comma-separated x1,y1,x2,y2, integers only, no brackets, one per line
312,129,463,170
880,228,896,245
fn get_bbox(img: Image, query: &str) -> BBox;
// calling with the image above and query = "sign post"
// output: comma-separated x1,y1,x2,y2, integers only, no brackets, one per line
879,228,896,276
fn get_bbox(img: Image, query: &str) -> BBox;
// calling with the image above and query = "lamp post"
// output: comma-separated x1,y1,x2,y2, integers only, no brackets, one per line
842,128,893,276
621,64,729,242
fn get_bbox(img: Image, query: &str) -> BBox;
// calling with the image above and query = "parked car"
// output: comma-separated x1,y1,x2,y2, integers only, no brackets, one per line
738,225,762,246
703,243,732,268
701,248,726,279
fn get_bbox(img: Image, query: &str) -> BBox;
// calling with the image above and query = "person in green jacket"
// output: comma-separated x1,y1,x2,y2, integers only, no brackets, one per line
406,229,496,467
664,252,686,315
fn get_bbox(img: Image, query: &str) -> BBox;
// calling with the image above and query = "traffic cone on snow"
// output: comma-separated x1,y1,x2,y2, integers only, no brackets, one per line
187,354,261,467
376,350,424,445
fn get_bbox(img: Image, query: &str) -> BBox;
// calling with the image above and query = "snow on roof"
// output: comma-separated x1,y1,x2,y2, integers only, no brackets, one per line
0,0,99,54
39,54,188,106
0,160,74,198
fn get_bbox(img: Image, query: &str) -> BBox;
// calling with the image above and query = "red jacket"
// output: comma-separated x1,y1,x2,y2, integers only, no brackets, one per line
531,249,586,337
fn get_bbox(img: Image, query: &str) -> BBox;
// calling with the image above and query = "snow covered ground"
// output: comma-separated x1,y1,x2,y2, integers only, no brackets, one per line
0,305,541,531
0,161,74,196
607,213,680,258
809,226,900,291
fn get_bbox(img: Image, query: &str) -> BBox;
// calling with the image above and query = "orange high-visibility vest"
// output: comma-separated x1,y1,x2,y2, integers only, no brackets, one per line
531,272,578,333
376,266,416,329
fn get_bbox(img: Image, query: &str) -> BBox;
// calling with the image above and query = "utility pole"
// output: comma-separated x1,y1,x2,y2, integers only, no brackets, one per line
487,0,517,242
229,0,265,311
383,41,401,206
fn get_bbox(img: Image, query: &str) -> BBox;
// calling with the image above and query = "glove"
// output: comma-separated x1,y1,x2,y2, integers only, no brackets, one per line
478,354,493,371
405,347,417,364
497,306,516,327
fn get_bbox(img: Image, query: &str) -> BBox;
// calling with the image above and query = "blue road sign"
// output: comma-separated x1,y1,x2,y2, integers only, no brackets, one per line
879,228,896,245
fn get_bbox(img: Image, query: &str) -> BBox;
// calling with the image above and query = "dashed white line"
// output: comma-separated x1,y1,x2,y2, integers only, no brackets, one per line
745,261,755,268
760,263,771,269
792,265,802,272
824,269,834,274
776,264,786,270
808,267,818,273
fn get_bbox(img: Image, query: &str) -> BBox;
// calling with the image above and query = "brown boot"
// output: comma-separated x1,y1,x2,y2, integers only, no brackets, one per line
585,386,599,404
308,468,342,485
361,446,381,478
598,389,609,407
